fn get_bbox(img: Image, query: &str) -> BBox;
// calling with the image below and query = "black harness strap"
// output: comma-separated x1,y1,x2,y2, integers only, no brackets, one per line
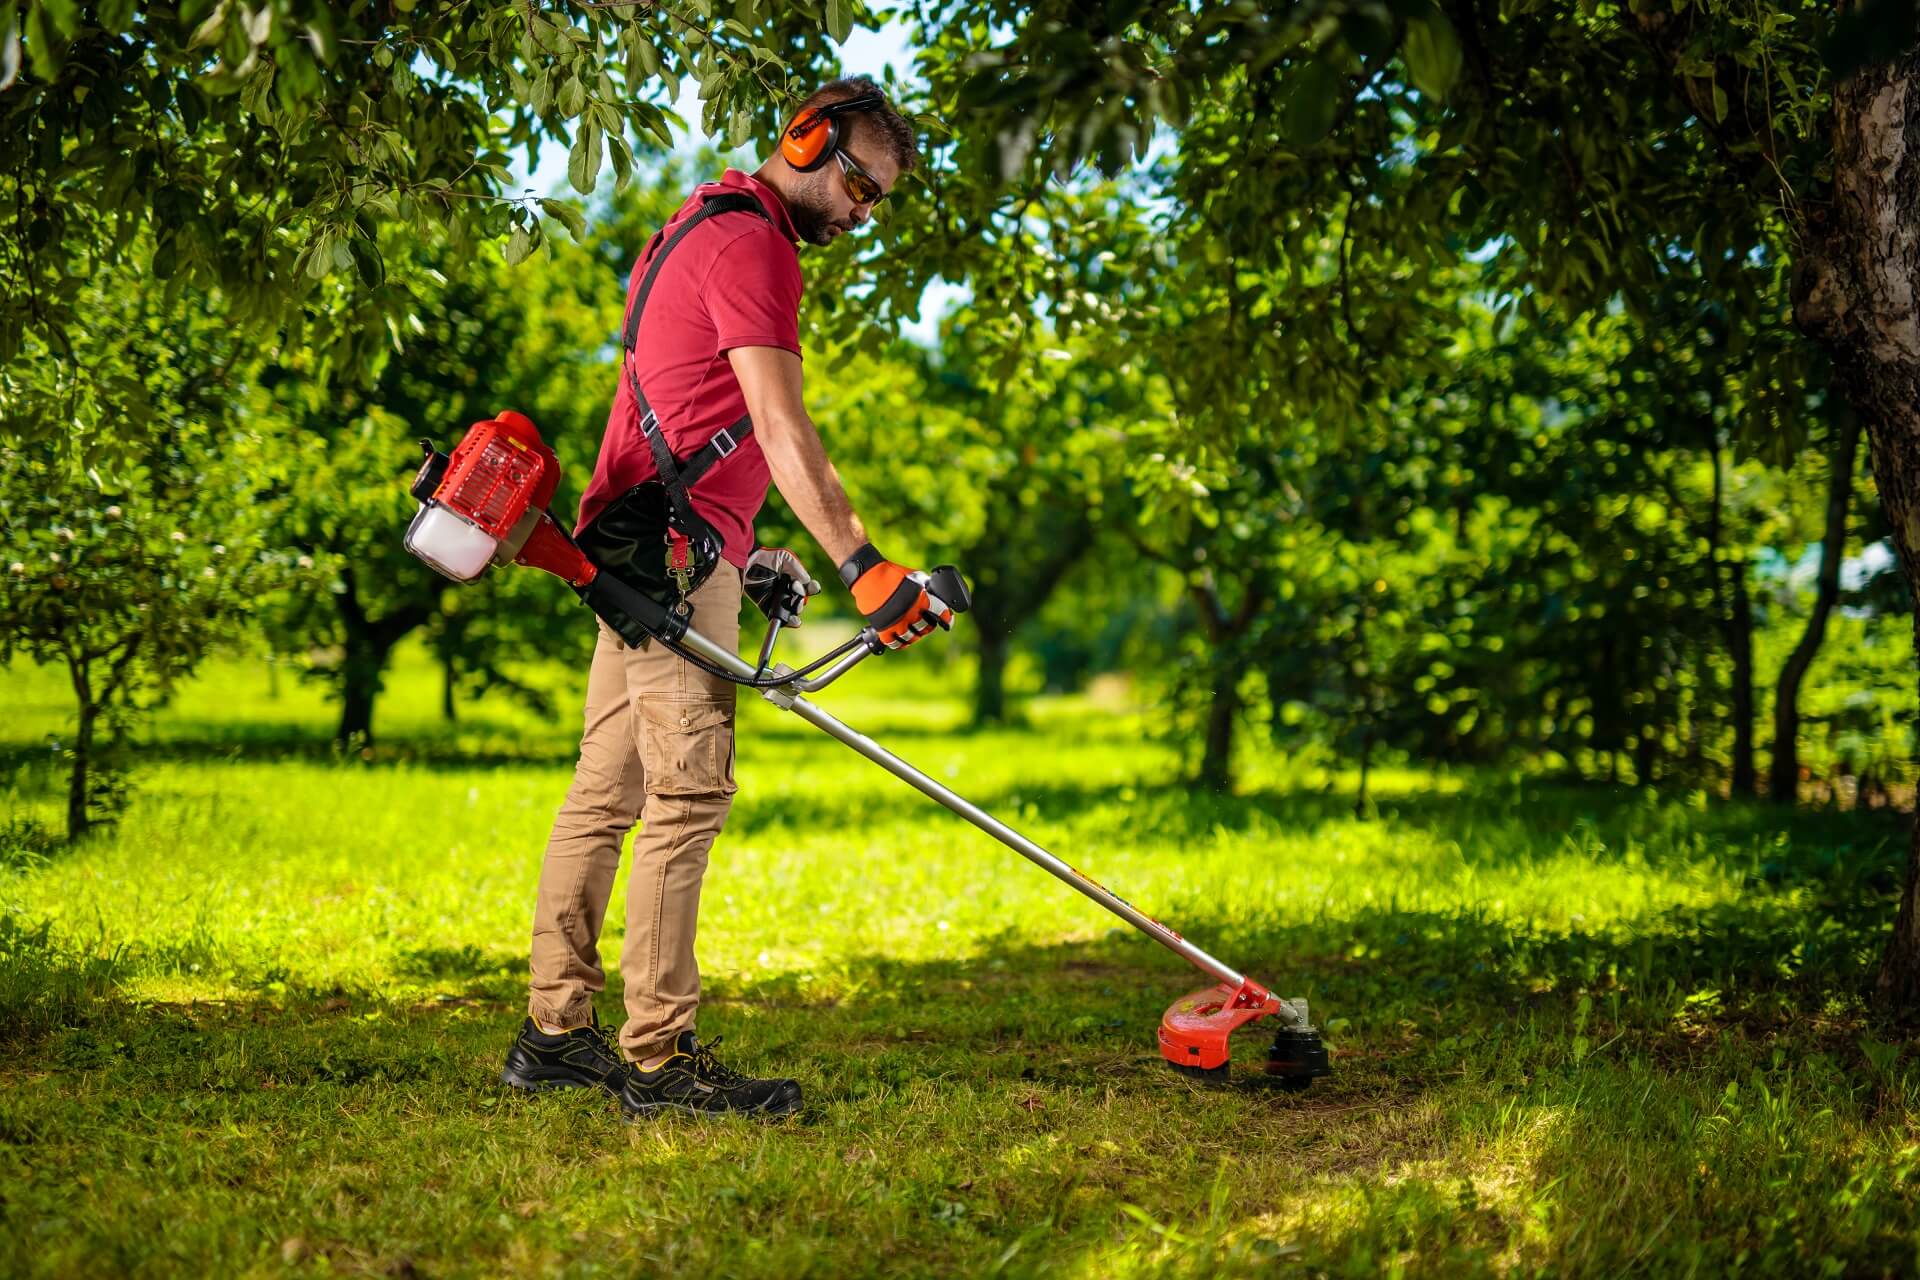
620,191,771,527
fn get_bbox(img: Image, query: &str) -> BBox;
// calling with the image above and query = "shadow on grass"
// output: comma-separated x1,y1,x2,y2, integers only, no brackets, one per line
5,845,1917,1277
4,797,1905,1080
0,693,1124,780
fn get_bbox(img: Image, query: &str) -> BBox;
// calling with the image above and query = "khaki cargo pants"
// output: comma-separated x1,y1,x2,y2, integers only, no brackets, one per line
528,562,741,1062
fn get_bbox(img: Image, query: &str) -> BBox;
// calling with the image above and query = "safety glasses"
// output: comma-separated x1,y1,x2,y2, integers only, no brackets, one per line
834,147,888,206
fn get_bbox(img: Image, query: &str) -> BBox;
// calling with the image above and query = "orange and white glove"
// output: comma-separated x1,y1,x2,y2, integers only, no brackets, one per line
839,542,953,650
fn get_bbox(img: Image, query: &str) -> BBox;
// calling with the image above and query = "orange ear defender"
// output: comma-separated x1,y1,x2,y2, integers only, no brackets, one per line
780,91,886,172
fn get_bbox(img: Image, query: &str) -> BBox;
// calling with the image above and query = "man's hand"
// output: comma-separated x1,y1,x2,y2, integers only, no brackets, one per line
839,542,953,650
744,547,820,626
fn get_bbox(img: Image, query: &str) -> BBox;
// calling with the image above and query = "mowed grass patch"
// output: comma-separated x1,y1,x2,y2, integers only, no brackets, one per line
3,643,1919,1276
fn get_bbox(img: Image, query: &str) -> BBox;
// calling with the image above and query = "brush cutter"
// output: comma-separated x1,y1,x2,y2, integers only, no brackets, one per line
403,412,1331,1088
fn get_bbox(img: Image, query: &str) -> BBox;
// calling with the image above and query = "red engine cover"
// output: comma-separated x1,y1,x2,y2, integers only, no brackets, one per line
435,411,561,539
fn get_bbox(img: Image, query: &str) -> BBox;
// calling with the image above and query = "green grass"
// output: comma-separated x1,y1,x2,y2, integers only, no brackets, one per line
3,642,1918,1277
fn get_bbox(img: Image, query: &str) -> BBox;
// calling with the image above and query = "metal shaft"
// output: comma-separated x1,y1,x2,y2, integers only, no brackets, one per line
675,624,1245,989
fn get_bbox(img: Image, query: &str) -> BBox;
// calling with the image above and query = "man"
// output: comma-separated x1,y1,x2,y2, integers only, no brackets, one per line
500,78,947,1119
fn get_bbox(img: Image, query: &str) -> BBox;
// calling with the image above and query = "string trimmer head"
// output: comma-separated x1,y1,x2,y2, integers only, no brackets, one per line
1159,975,1331,1087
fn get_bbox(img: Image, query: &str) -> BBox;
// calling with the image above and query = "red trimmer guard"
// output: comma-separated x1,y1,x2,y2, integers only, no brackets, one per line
1158,976,1282,1072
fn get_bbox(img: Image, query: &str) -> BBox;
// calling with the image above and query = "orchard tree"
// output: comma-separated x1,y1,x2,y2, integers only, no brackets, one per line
0,249,300,838
262,189,649,745
815,314,1139,725
0,435,294,840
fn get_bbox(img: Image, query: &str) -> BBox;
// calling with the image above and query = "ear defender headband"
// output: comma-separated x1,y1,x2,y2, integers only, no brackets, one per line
780,91,887,172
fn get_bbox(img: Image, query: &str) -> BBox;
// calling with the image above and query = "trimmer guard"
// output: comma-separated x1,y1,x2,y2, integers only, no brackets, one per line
1159,977,1329,1084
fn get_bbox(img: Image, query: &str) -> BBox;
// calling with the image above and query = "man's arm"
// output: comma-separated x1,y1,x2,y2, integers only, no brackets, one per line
729,344,951,649
726,345,869,565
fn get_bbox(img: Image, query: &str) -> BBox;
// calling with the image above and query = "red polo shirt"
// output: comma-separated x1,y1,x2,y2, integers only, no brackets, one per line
578,169,803,567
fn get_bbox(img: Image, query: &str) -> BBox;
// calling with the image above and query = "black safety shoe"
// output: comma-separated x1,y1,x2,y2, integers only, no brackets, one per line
501,1016,631,1098
618,1031,803,1119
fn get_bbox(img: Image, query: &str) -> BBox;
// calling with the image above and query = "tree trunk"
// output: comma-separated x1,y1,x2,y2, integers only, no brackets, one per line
964,507,1095,727
1727,557,1756,797
1790,54,1920,1009
1187,575,1267,796
67,699,97,843
1771,412,1862,803
1704,434,1757,796
1355,728,1373,819
974,625,1010,726
331,566,437,748
337,648,383,747
441,644,458,723
1199,676,1237,794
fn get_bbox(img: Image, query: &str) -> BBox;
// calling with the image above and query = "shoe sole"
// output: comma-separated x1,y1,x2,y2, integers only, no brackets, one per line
621,1086,804,1122
500,1065,624,1096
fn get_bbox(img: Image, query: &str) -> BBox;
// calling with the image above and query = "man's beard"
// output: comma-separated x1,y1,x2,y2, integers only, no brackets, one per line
786,180,844,247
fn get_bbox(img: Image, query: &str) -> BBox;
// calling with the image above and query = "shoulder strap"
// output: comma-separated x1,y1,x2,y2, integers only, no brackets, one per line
622,191,767,361
620,191,772,526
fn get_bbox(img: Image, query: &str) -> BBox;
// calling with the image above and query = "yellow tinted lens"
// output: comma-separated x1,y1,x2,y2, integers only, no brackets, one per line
837,151,884,204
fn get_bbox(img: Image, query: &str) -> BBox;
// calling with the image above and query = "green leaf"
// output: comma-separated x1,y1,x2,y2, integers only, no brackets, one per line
630,36,661,81
1403,12,1463,100
824,0,851,44
304,230,335,280
40,0,78,40
188,2,226,48
23,4,60,79
177,81,208,135
1339,10,1394,60
558,74,586,119
347,237,384,289
504,224,532,266
1283,58,1342,146
98,0,136,34
567,125,603,195
635,104,674,149
1711,79,1728,123
151,236,178,280
608,132,635,190
540,198,589,241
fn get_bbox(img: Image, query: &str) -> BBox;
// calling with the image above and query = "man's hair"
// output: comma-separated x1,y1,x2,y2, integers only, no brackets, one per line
798,76,918,173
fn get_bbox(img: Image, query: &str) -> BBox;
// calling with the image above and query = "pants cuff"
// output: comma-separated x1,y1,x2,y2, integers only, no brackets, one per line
528,997,595,1029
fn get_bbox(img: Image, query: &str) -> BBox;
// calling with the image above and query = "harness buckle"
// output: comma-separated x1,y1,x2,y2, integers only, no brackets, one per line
710,428,738,459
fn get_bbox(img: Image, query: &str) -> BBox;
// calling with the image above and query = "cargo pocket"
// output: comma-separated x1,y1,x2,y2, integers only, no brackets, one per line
636,698,737,796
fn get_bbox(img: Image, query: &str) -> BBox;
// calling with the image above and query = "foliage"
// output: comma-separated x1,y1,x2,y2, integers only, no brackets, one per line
0,261,300,838
0,435,295,837
811,316,1140,723
0,0,870,467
